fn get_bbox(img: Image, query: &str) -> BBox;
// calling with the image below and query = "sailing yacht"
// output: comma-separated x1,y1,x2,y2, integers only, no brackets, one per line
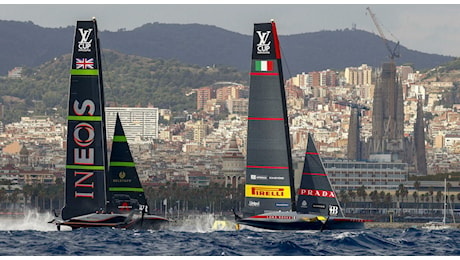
233,20,370,231
50,19,168,230
422,178,453,230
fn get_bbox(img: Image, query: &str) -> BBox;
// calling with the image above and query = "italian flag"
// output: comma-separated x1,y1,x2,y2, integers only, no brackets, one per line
255,60,273,72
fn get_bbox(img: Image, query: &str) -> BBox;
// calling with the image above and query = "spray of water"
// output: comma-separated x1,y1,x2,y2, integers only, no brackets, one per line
0,209,238,233
170,214,237,233
0,209,59,232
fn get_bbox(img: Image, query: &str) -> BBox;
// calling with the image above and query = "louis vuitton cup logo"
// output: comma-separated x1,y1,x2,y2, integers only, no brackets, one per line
78,28,93,52
256,30,271,55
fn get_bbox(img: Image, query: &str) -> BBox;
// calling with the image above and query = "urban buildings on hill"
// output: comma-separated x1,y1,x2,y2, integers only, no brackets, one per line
1,62,460,198
195,83,248,114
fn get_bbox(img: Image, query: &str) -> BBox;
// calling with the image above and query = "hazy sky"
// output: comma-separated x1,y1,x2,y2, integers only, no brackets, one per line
1,2,459,57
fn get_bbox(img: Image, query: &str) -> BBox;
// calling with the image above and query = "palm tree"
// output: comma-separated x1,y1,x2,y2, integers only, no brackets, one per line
397,184,408,203
379,191,385,205
436,191,443,204
412,191,418,204
384,192,392,209
413,180,421,191
356,185,367,201
402,187,408,203
10,188,21,211
369,190,379,207
395,189,400,203
429,187,434,205
347,190,356,202
338,190,349,206
22,184,34,208
0,188,6,209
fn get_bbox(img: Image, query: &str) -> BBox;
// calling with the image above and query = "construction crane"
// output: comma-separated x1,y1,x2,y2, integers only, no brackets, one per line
366,6,400,61
335,100,370,112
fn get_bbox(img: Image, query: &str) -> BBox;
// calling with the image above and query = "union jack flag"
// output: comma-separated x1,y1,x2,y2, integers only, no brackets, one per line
75,58,94,69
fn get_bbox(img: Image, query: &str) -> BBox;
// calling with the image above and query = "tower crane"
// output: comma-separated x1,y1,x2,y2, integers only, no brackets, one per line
335,101,370,112
366,6,400,61
335,100,370,128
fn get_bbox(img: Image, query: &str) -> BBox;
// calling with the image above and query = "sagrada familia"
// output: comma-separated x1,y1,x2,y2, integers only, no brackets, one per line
347,61,428,176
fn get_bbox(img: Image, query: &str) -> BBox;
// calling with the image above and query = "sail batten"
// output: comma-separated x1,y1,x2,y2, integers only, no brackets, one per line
109,161,136,167
67,116,102,121
66,165,105,170
109,187,144,192
246,165,289,169
70,69,99,76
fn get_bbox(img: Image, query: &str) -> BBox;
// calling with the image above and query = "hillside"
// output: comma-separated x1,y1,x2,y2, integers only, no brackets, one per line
0,20,455,76
0,50,248,124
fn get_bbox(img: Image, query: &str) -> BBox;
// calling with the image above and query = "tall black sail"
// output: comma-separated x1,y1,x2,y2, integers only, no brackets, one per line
61,19,108,220
296,133,344,217
243,21,296,217
106,113,148,213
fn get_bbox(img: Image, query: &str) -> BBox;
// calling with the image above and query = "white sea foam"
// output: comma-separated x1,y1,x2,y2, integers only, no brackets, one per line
170,214,237,233
0,209,62,231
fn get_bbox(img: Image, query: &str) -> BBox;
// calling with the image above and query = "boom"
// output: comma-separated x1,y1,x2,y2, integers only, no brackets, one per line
366,6,400,61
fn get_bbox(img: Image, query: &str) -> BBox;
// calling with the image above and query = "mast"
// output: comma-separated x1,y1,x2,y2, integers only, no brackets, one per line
443,178,447,224
95,19,109,200
61,19,108,220
243,20,295,217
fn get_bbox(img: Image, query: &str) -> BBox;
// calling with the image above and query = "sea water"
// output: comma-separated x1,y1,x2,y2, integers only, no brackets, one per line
0,210,459,256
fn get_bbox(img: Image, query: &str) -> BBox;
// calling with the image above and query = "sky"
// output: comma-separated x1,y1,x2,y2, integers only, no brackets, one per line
1,2,460,57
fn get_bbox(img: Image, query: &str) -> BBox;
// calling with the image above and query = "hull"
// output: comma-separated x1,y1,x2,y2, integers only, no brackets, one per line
129,214,170,230
54,212,169,230
421,221,452,230
236,211,368,231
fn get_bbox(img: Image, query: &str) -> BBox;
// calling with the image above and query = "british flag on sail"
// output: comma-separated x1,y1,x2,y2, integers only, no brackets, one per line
75,58,94,69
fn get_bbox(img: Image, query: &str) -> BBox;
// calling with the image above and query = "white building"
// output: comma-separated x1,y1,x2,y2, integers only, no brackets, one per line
324,159,408,191
105,107,159,143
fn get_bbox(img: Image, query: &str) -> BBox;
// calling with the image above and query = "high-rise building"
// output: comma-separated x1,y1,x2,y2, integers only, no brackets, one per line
308,70,337,87
196,86,214,110
344,64,372,85
193,119,208,146
105,107,159,143
226,99,248,115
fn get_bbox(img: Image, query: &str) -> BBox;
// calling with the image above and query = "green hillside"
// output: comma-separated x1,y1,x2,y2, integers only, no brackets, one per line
0,50,248,124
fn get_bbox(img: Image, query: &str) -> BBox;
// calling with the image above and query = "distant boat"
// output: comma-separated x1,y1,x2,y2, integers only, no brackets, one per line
233,20,370,231
50,19,168,230
421,221,451,230
422,178,453,230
